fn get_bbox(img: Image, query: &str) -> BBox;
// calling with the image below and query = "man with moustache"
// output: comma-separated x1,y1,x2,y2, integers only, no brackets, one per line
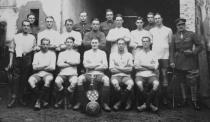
170,18,202,110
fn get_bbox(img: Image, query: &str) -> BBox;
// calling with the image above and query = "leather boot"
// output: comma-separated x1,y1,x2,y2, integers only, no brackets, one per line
7,95,17,108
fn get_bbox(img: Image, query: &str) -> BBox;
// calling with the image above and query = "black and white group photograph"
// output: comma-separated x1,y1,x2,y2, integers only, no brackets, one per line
0,0,210,121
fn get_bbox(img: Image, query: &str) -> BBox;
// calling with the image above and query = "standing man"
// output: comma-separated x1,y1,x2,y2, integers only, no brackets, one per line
73,11,91,75
100,9,116,36
170,18,202,110
130,16,151,55
106,14,131,53
28,38,56,110
150,13,173,105
83,18,106,51
100,9,116,55
73,11,91,39
144,12,155,31
6,20,36,108
76,38,111,112
27,13,40,38
134,36,159,112
54,37,80,109
60,19,82,49
37,16,60,51
109,38,134,111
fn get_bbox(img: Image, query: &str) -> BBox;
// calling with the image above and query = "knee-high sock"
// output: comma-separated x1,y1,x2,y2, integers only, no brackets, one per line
102,86,110,105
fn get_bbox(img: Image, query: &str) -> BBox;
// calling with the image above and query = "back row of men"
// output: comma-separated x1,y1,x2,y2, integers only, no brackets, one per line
6,9,202,112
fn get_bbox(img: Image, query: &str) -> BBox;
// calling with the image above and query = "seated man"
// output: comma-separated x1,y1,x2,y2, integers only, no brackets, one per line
28,38,56,110
134,36,159,112
54,37,80,109
76,38,111,112
109,38,134,111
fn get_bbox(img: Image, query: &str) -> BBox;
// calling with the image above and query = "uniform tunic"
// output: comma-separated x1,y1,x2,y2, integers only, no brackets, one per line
170,30,202,70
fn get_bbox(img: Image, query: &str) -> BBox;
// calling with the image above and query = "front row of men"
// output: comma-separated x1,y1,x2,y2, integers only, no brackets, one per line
26,35,159,112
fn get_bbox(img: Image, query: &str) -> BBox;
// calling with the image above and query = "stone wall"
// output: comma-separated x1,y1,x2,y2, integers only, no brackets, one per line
180,0,196,32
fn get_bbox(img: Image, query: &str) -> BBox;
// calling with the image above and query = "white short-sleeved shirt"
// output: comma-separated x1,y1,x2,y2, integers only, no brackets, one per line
37,29,60,46
134,50,159,77
32,51,56,77
57,49,80,76
150,26,172,59
83,49,108,74
106,27,131,53
9,33,35,57
60,30,82,46
109,52,133,76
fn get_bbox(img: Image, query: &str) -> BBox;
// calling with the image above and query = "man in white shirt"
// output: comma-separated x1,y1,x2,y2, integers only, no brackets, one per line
134,36,159,112
109,38,134,111
54,37,80,109
60,19,82,49
6,20,36,108
28,38,56,110
76,38,111,112
130,17,151,55
106,14,131,53
36,16,60,51
150,13,173,105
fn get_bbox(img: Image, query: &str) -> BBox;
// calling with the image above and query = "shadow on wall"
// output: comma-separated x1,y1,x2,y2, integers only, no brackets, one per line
16,1,50,32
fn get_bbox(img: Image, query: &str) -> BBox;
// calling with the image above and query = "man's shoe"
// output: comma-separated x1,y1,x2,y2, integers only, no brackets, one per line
113,101,121,111
125,102,132,111
150,104,158,112
68,104,72,109
19,99,27,106
192,101,200,111
73,103,81,110
7,97,16,108
102,103,111,112
42,100,49,108
34,100,41,111
137,103,147,112
54,99,63,109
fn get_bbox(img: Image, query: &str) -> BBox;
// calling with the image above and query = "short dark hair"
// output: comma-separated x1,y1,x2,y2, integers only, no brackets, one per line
91,37,100,42
92,18,100,23
41,38,50,44
142,36,151,42
65,37,75,42
136,16,144,22
22,20,30,26
80,11,87,15
65,19,74,25
147,12,154,17
115,14,123,20
45,16,54,21
117,38,126,43
27,13,35,19
106,9,113,14
154,12,162,17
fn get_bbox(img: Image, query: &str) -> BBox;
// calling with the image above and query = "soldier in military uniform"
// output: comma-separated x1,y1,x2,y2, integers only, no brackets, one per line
170,18,202,110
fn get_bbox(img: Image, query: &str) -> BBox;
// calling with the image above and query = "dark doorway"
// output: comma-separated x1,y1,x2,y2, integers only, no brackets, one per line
30,9,39,26
92,0,179,32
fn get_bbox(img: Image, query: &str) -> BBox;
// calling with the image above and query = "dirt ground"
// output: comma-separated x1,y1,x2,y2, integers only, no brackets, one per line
0,97,210,122
0,86,210,122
